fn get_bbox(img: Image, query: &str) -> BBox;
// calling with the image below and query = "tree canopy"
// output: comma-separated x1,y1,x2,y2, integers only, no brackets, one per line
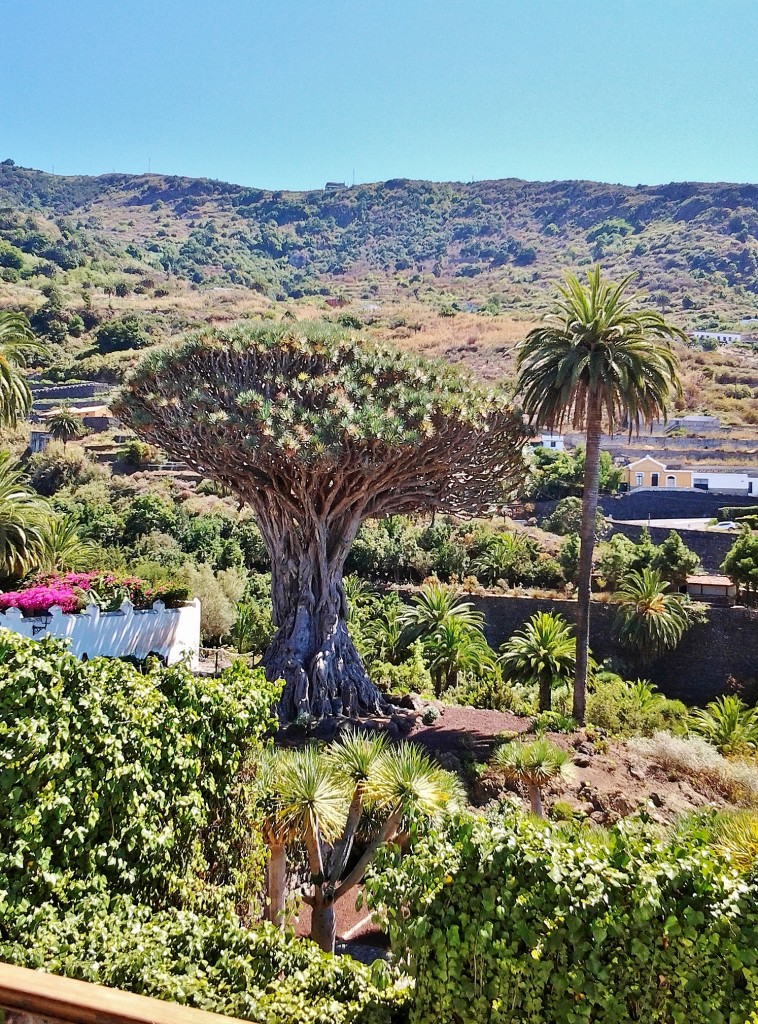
116,321,526,720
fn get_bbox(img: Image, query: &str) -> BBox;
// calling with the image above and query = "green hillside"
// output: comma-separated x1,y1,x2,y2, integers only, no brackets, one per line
2,161,758,319
1,161,758,430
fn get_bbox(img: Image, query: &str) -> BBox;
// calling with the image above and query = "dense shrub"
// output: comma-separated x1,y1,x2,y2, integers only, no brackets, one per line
586,674,689,736
27,443,108,496
0,895,405,1024
96,314,149,353
0,630,279,909
368,810,758,1024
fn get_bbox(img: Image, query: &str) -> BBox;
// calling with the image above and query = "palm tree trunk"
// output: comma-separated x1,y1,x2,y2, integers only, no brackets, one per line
573,399,602,723
266,842,287,929
527,783,543,817
538,673,552,713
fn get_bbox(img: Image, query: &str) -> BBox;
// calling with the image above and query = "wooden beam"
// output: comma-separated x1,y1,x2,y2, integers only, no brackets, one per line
0,962,247,1024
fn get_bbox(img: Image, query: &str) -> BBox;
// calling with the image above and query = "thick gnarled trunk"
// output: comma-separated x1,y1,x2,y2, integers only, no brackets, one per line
260,517,385,722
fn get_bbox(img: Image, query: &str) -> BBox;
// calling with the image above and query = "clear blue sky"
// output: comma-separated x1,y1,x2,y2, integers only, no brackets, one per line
2,0,756,191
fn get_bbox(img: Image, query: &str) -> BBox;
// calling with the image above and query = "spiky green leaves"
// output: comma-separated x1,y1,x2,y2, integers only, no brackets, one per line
515,267,683,434
612,568,693,661
0,311,46,428
115,320,526,520
491,736,574,789
255,732,460,846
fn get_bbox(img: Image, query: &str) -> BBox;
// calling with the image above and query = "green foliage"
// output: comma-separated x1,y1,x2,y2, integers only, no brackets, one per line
369,641,434,696
530,709,578,733
541,496,607,538
491,736,574,788
96,314,149,354
117,320,520,467
119,437,158,467
690,695,758,758
722,527,758,603
0,310,45,428
499,611,577,712
0,630,279,910
27,442,107,497
0,895,406,1024
367,810,758,1024
527,446,622,500
46,402,86,446
122,493,180,543
516,267,684,435
0,452,47,579
613,568,695,661
557,531,580,584
230,599,275,655
586,673,689,736
600,528,701,589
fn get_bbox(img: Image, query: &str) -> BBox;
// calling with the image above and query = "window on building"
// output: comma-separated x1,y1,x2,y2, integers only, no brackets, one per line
635,472,643,486
651,473,659,487
694,477,709,491
666,475,676,487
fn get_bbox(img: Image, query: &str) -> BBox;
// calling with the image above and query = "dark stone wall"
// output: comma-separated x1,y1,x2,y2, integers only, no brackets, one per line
600,490,758,519
534,491,758,521
608,522,734,572
468,594,758,705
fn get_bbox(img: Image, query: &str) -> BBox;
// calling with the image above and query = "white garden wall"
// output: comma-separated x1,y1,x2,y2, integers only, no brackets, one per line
0,598,201,669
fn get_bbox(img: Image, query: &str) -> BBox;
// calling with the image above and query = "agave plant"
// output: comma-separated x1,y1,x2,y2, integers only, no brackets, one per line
499,611,577,712
253,732,459,952
613,568,693,662
690,695,758,758
491,736,574,817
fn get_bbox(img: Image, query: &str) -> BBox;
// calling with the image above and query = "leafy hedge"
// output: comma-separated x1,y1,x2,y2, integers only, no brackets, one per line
0,629,279,909
368,811,758,1024
0,630,405,1023
0,894,406,1024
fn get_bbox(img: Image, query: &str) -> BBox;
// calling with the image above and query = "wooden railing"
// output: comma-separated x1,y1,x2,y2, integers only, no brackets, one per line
0,963,246,1024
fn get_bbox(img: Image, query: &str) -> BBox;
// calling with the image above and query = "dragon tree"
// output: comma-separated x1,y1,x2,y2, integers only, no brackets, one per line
116,321,526,721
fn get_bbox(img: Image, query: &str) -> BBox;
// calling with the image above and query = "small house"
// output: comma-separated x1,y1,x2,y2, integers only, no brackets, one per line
685,574,737,606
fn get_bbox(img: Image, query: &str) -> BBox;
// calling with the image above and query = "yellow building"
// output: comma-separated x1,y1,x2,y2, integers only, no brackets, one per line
622,457,693,490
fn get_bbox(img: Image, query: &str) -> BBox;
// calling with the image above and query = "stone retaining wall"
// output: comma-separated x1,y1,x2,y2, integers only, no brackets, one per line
468,593,758,705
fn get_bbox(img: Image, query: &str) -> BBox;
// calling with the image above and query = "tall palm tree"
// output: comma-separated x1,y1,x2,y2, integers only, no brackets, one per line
0,453,48,580
612,567,692,662
0,311,45,428
491,737,574,818
46,402,86,448
499,611,577,713
515,268,683,722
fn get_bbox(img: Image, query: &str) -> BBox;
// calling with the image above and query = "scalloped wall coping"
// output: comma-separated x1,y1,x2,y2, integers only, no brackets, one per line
0,598,200,668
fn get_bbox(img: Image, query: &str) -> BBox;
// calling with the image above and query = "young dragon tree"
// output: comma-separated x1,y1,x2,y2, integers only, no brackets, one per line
115,321,526,721
256,733,461,952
